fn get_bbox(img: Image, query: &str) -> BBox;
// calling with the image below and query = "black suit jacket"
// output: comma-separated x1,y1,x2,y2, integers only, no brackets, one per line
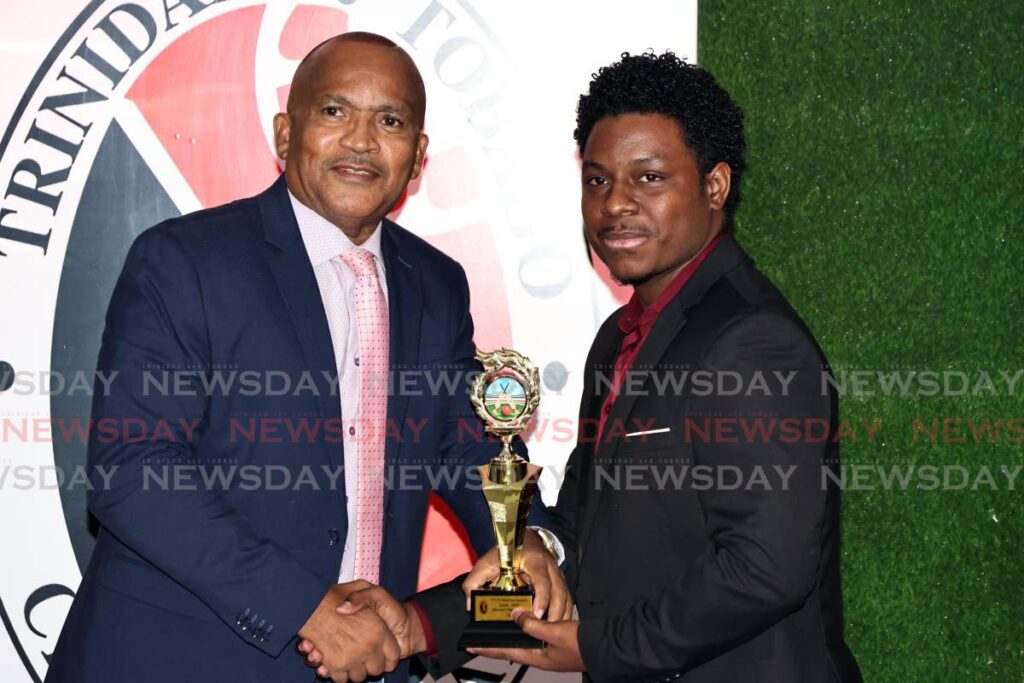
420,236,862,682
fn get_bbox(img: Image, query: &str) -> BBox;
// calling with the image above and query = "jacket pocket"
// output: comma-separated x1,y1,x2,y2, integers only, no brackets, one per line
614,426,684,454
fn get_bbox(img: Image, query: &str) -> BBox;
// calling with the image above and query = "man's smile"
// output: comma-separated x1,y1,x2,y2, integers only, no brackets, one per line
331,162,380,182
598,230,651,251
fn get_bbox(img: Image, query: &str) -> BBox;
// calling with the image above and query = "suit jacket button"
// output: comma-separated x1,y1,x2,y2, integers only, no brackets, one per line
328,528,340,546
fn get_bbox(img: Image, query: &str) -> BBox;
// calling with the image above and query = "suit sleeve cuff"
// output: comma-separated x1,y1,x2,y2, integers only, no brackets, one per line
406,600,437,657
412,576,474,678
528,526,566,566
252,562,331,658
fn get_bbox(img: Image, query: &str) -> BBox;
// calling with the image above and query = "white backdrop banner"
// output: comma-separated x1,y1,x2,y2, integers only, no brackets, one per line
0,1,696,680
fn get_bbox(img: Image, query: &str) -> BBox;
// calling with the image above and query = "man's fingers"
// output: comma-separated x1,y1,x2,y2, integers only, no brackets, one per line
346,587,386,610
529,567,551,618
365,657,386,678
368,643,394,679
547,571,566,622
563,595,575,622
467,646,511,659
382,633,402,662
337,579,373,600
346,587,398,619
336,600,364,615
462,560,500,596
466,646,546,667
298,639,322,667
547,596,564,622
346,663,368,682
463,569,499,609
547,566,573,622
512,608,551,639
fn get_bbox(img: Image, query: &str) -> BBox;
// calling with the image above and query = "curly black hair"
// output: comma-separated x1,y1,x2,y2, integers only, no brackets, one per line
574,51,746,229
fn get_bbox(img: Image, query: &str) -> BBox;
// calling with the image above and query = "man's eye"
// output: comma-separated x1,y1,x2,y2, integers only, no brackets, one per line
585,177,606,186
382,115,402,127
323,106,342,117
639,173,663,182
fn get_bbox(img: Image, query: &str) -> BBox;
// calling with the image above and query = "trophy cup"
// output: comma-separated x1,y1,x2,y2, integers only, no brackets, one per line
458,348,545,649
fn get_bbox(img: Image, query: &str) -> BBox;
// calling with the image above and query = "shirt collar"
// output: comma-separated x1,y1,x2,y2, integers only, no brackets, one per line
618,232,725,335
288,190,385,269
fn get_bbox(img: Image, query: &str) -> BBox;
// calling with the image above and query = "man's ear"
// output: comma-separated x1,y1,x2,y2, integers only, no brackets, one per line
410,132,429,179
273,113,291,161
705,161,732,212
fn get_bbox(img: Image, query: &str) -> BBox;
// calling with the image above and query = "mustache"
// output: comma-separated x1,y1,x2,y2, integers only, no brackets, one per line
327,156,384,175
596,224,652,238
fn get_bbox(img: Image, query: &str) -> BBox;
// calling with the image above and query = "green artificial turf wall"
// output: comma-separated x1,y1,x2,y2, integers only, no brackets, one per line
699,1,1023,680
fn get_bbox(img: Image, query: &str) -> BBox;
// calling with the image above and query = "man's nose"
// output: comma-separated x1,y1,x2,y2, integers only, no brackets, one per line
341,114,378,154
602,181,639,217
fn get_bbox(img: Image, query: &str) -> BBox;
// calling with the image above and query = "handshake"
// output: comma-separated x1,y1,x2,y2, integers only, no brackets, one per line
296,579,422,682
295,530,574,682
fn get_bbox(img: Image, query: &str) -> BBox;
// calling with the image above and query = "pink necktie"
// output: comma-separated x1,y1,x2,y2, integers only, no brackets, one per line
338,248,388,584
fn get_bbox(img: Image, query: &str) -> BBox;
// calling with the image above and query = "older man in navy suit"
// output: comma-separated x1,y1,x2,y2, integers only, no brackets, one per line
46,32,565,683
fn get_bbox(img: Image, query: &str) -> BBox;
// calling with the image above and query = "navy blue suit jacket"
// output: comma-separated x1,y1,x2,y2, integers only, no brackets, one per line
47,177,529,682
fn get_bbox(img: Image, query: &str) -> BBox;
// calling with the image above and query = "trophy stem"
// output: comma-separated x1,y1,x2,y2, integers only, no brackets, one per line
493,567,529,591
479,436,539,594
488,435,527,485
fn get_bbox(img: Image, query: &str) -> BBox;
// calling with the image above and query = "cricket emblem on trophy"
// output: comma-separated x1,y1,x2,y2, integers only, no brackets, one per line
458,348,545,649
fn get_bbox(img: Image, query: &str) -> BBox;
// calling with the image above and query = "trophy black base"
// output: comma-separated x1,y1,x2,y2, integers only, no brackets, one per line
458,620,545,649
457,588,545,649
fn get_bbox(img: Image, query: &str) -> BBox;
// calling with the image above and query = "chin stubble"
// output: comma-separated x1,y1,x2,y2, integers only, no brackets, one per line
616,260,682,288
617,272,656,287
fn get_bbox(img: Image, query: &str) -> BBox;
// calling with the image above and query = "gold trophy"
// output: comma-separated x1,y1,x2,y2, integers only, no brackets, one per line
458,348,545,649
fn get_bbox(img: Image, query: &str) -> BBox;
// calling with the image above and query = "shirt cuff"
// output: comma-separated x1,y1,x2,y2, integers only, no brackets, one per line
406,599,437,657
528,526,566,566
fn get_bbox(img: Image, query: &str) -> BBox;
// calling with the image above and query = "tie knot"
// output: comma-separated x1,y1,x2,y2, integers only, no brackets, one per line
340,248,378,280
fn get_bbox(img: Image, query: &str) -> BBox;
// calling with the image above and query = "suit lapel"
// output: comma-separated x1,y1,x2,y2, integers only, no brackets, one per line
576,305,688,561
259,177,343,468
603,235,750,455
602,301,689,454
381,220,422,510
261,183,424,507
575,235,752,562
580,315,626,439
574,313,627,565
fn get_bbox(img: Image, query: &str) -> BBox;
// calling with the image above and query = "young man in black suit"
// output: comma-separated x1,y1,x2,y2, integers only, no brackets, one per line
305,51,863,683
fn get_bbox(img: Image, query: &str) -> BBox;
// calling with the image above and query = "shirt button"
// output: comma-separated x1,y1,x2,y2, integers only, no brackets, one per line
354,357,360,366
349,426,356,436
